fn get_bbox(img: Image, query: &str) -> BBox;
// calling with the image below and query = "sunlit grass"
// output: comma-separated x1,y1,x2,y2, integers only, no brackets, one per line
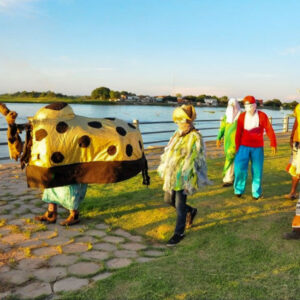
59,142,300,299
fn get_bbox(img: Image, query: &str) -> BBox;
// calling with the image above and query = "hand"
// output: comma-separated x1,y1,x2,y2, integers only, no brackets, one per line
271,147,277,155
216,140,221,148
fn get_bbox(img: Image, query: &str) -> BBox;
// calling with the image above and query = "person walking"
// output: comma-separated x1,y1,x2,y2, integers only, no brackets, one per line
158,104,211,246
216,98,241,186
234,95,277,199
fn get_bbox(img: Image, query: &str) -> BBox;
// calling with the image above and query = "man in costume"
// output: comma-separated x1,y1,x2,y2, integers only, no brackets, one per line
158,105,211,245
0,102,149,226
234,95,277,199
284,104,300,239
284,104,299,200
216,98,241,187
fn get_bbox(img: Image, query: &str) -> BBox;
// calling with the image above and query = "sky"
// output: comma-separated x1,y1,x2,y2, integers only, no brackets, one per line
0,0,300,101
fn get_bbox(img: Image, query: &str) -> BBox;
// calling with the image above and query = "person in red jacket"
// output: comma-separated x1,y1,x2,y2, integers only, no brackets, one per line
234,95,277,199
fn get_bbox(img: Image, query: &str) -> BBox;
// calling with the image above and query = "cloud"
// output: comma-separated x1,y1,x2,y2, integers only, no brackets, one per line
279,45,300,56
0,0,41,16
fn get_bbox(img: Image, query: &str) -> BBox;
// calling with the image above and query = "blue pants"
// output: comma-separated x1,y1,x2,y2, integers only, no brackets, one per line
234,146,264,198
164,190,193,235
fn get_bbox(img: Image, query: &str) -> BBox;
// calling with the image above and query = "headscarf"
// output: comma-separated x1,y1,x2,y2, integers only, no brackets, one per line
172,105,196,136
225,98,241,123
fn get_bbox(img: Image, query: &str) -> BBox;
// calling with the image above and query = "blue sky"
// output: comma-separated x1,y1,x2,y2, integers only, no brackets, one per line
0,0,300,100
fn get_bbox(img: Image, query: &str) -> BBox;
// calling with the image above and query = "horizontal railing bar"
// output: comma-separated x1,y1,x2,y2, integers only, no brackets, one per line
141,127,221,135
0,156,10,161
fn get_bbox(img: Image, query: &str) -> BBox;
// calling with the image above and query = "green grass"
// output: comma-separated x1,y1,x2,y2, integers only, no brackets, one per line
57,143,300,299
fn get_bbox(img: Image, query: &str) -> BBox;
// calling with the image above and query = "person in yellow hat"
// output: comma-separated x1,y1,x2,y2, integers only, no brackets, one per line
158,104,211,245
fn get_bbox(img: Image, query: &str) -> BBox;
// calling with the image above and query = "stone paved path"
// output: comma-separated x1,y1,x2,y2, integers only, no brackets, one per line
0,164,166,299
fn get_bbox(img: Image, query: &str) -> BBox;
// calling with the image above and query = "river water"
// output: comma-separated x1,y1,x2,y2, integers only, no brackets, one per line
0,103,293,160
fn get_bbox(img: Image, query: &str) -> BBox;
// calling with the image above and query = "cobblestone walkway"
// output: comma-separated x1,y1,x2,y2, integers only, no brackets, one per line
0,164,166,299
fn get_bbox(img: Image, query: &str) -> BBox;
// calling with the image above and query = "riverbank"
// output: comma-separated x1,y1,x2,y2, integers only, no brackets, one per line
0,95,294,110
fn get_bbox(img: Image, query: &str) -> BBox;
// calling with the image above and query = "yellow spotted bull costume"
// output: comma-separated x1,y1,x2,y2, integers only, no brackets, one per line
0,102,149,225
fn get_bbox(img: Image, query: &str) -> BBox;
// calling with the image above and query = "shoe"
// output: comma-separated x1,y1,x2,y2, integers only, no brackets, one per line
186,208,198,229
252,195,263,200
284,194,297,200
167,233,185,246
35,211,57,224
283,229,300,240
60,210,80,226
235,194,242,198
222,182,233,187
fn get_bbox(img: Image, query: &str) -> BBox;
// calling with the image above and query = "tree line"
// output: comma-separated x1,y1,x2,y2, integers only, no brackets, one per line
1,87,299,109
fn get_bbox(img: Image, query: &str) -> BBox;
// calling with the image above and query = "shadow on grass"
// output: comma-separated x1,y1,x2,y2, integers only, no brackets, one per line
78,143,296,242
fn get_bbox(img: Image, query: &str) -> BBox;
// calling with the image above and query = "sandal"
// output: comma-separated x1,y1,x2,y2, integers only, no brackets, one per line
60,210,80,226
35,210,57,223
284,194,298,200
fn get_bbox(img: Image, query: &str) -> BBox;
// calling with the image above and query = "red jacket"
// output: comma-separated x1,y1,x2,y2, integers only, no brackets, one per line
235,111,277,151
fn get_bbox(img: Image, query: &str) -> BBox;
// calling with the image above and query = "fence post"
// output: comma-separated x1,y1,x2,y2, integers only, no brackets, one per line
283,116,289,133
133,119,139,129
269,116,272,125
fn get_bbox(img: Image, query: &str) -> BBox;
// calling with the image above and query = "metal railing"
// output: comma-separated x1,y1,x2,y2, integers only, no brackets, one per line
0,116,294,161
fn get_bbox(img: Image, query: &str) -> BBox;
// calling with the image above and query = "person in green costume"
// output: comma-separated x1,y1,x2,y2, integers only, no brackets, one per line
216,98,241,187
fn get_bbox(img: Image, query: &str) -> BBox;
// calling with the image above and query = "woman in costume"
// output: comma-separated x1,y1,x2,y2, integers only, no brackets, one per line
158,105,211,245
216,98,241,187
284,104,300,239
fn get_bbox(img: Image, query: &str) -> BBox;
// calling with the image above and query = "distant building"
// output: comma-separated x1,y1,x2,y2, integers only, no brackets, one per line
204,98,218,106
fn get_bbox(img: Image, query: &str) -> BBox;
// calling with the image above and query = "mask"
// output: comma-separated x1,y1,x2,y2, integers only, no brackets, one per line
245,103,256,115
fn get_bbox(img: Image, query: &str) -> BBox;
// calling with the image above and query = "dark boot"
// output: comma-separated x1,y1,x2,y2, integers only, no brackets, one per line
283,229,300,240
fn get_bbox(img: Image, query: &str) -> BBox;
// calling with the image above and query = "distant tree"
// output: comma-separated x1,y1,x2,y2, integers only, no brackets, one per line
219,96,228,106
290,101,299,109
184,95,197,102
264,99,282,108
109,90,121,100
163,95,177,102
91,87,110,100
196,94,206,103
175,93,182,98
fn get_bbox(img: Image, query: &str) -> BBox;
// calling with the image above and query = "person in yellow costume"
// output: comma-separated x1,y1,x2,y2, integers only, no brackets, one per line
216,98,241,186
0,102,149,226
284,103,300,239
158,105,211,245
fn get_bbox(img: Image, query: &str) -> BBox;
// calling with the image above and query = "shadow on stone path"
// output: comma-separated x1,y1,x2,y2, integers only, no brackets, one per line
0,163,166,299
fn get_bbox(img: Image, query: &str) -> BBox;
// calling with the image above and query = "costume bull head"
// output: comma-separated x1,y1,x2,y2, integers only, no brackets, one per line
0,102,150,188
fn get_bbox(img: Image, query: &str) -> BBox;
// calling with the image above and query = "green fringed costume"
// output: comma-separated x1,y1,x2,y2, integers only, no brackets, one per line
217,115,238,176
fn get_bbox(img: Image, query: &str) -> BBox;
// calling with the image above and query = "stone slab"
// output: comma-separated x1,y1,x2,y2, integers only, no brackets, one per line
62,243,89,254
32,246,61,257
136,257,155,263
93,243,117,252
75,236,98,243
31,230,57,240
46,236,72,246
48,254,78,266
33,267,67,282
94,223,108,230
53,277,89,292
114,250,138,258
92,272,112,282
106,258,132,269
84,229,106,237
1,233,27,245
82,250,109,261
121,243,147,251
102,236,125,244
17,257,46,271
144,250,165,257
15,281,52,299
0,270,32,285
68,262,101,276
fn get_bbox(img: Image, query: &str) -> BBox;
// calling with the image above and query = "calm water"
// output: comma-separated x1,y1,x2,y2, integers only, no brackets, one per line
0,103,293,160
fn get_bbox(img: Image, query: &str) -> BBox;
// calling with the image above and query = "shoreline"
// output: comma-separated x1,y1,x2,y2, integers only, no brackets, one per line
0,97,292,111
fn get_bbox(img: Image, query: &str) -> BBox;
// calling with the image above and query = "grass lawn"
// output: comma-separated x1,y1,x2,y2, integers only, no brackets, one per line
58,143,300,300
